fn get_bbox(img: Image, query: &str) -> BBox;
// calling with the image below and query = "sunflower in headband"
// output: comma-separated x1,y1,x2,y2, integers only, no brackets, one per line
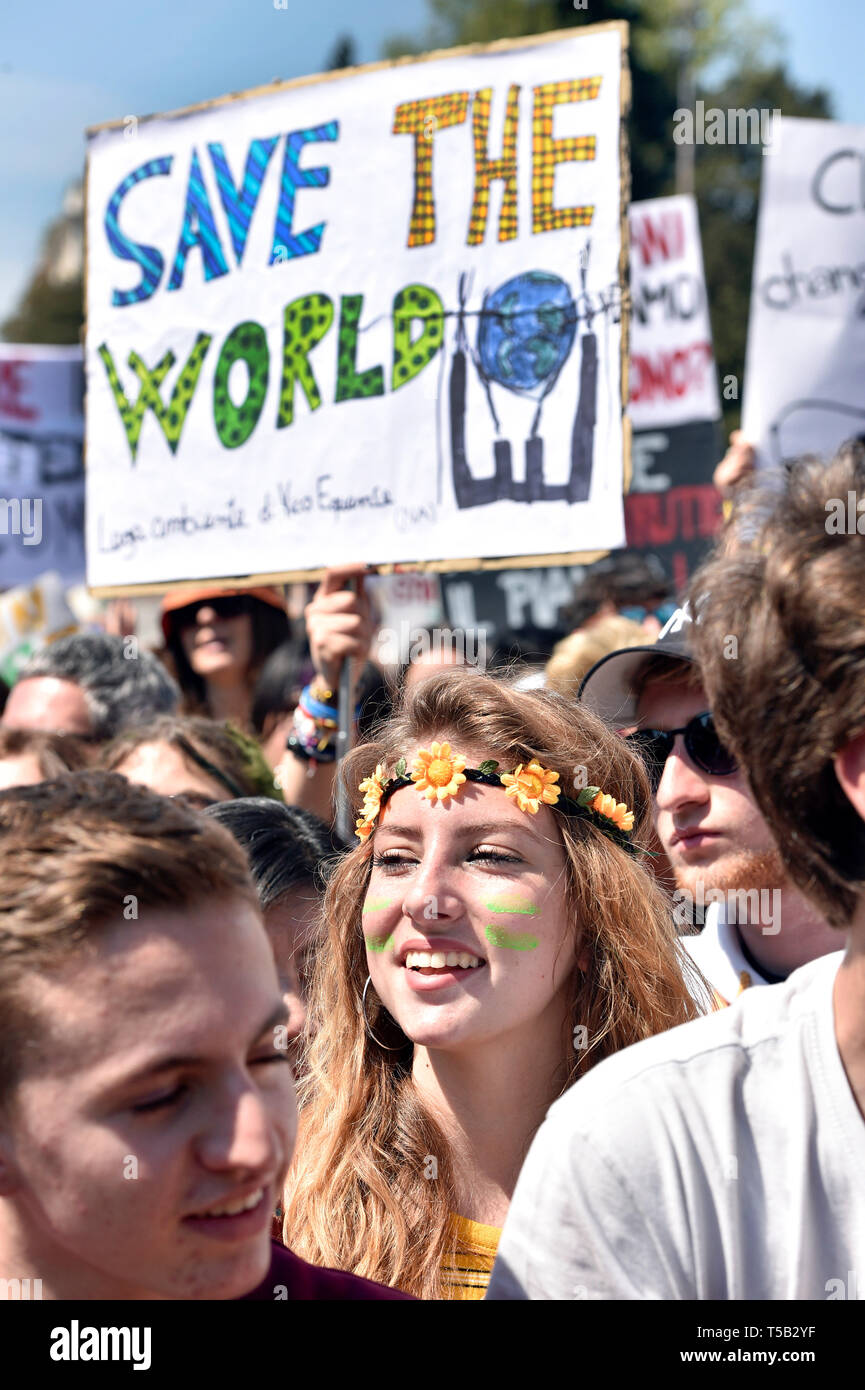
590,791,635,833
356,763,387,839
410,742,467,802
359,764,387,817
500,760,561,814
353,748,637,854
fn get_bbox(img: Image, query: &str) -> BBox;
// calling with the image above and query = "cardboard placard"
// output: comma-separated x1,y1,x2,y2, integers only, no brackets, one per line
743,116,865,468
85,25,631,594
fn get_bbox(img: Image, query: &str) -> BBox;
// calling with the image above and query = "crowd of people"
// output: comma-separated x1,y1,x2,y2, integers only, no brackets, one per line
0,434,862,1303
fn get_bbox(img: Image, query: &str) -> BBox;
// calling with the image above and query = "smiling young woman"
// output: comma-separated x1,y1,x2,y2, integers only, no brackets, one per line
281,670,706,1299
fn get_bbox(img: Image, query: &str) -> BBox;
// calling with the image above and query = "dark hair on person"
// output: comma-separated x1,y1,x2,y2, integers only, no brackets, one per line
101,715,282,802
562,552,672,632
205,798,341,910
0,728,92,780
631,653,702,703
16,633,180,741
250,639,313,737
253,646,391,735
0,771,257,1100
166,597,291,714
687,439,865,927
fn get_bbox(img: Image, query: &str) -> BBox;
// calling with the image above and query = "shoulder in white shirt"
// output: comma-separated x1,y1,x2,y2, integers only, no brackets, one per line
486,951,864,1300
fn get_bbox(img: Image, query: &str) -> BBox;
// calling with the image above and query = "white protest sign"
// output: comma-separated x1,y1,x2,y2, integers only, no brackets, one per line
628,193,720,433
84,25,629,591
0,571,79,687
743,116,865,468
623,195,722,590
0,346,85,588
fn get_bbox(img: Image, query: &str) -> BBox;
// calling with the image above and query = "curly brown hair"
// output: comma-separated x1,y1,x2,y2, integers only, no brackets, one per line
687,440,865,927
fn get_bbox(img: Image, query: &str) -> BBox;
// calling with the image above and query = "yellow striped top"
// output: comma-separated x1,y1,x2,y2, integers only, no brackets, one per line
441,1213,502,1300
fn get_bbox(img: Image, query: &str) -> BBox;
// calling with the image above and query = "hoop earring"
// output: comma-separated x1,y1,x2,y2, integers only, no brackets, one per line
361,975,404,1051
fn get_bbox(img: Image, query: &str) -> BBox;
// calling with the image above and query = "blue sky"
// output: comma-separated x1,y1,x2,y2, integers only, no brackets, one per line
0,0,861,326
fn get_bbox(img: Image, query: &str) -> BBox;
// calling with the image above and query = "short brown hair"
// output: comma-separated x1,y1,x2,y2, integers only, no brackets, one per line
688,441,865,926
0,727,92,779
100,715,280,801
0,771,258,1098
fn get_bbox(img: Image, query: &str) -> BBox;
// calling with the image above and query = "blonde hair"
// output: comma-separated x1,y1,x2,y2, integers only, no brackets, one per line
545,614,649,699
283,671,702,1298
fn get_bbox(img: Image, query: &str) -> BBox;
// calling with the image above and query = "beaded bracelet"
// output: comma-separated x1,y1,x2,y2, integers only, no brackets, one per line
299,683,339,726
285,733,337,765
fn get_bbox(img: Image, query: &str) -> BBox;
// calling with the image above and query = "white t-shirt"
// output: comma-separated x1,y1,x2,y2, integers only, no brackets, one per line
681,902,770,1007
486,951,865,1300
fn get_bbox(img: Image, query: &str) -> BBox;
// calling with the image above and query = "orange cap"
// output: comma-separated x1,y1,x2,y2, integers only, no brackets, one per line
160,585,287,642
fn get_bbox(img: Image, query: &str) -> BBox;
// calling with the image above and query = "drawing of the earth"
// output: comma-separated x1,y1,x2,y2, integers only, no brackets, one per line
477,271,576,395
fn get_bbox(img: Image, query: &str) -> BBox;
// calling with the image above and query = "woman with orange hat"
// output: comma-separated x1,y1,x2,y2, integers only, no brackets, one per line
160,585,290,728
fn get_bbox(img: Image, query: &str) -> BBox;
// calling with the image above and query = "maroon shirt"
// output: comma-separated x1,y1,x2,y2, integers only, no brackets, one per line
241,1241,414,1300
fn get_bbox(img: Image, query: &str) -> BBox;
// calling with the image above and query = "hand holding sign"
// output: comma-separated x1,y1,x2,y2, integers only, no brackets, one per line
713,431,755,500
304,563,376,693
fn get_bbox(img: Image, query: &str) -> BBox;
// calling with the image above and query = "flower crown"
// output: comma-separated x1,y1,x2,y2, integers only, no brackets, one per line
355,742,637,855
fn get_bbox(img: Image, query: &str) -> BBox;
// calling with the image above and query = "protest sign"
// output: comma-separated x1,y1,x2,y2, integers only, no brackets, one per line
627,194,720,432
84,24,630,593
367,571,445,665
0,571,79,687
0,346,85,588
624,194,722,590
441,562,590,650
439,194,723,629
743,116,865,468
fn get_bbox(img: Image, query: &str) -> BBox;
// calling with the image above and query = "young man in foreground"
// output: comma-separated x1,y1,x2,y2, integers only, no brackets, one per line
0,773,406,1300
487,444,865,1299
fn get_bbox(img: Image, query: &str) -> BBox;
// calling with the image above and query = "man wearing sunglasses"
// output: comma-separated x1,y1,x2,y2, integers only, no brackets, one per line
580,607,837,1006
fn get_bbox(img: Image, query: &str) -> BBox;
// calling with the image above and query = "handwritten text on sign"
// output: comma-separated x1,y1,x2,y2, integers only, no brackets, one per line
743,116,865,469
85,28,627,588
627,194,719,430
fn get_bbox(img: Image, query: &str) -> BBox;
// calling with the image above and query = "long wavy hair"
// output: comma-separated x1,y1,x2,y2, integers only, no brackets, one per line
283,671,704,1298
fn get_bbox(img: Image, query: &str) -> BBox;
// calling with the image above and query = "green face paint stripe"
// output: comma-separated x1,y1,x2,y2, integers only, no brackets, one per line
484,900,541,915
484,925,539,951
365,933,395,953
362,900,394,914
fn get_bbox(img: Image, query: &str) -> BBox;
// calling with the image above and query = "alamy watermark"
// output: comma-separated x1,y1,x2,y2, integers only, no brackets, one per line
0,1277,42,1299
0,497,41,545
49,1322,151,1369
825,492,865,534
673,102,781,155
673,882,781,934
376,622,488,669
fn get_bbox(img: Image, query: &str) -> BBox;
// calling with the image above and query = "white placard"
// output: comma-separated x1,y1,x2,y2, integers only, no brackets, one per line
743,116,865,468
0,571,79,686
0,346,85,588
85,26,629,591
628,194,720,430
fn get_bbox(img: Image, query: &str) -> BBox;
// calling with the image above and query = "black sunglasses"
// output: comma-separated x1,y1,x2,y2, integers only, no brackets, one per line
172,594,253,631
626,712,737,792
